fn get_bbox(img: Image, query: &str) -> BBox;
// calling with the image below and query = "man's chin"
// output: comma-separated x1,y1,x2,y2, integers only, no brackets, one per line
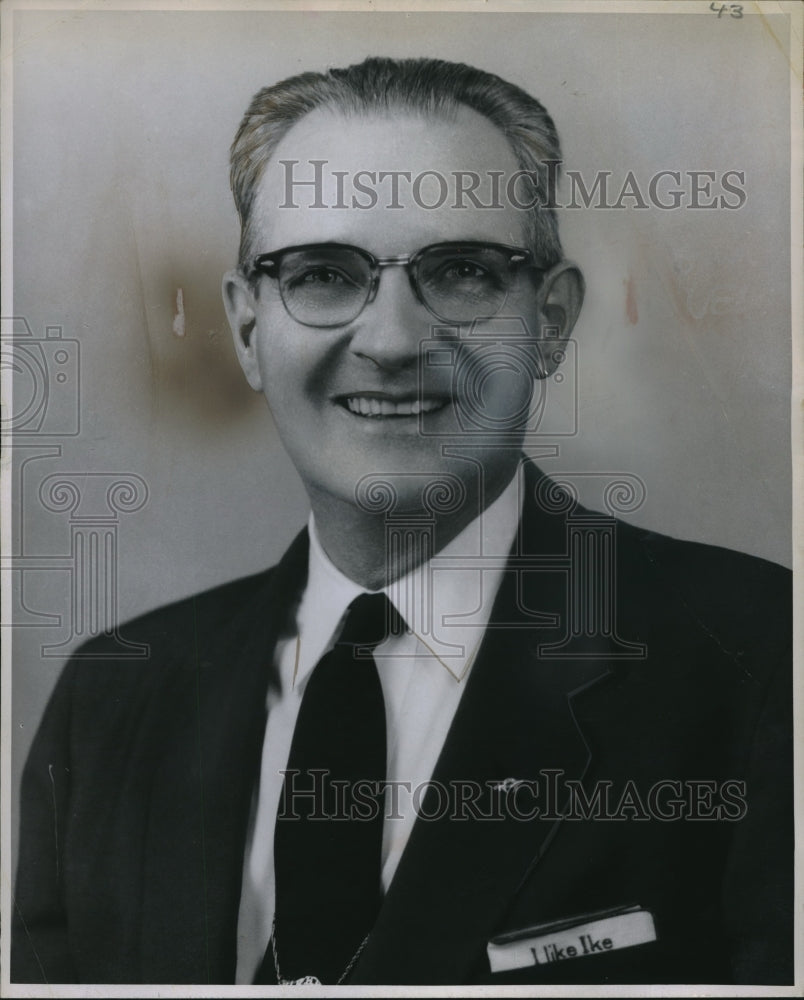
306,455,489,523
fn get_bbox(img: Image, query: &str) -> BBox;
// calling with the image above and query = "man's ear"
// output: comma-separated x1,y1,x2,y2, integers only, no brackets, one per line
222,269,263,391
534,260,585,376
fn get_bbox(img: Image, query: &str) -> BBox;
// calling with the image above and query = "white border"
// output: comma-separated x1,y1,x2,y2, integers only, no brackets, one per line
1,1,800,997
1,0,15,993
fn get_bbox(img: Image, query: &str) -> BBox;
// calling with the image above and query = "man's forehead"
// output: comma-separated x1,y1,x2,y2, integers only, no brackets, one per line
252,105,530,252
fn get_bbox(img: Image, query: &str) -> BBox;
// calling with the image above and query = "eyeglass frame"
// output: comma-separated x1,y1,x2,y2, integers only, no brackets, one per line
248,241,545,328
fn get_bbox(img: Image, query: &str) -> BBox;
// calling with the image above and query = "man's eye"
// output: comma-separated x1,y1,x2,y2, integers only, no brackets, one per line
442,260,489,281
297,267,350,286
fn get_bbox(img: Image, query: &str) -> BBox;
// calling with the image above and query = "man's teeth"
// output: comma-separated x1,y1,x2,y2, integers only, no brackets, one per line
344,396,445,417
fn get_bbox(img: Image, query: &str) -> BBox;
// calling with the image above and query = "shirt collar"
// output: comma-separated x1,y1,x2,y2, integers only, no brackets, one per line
295,467,524,688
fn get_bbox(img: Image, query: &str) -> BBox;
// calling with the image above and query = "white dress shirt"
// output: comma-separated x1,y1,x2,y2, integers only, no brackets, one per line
235,470,523,983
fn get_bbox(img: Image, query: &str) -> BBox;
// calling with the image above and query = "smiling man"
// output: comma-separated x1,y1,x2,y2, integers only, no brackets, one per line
12,58,792,987
223,91,581,587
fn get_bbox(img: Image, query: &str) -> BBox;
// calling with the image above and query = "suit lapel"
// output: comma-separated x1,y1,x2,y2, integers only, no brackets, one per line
351,470,617,984
139,530,309,982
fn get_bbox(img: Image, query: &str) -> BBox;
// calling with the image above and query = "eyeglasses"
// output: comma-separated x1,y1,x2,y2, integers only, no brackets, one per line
250,241,540,328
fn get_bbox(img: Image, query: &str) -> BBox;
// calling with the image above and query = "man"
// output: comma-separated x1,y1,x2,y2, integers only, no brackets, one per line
12,57,792,986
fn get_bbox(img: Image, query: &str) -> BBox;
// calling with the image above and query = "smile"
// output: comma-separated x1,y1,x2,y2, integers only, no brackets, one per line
340,395,449,418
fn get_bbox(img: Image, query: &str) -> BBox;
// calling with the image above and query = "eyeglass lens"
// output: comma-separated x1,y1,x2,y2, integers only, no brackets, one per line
276,245,518,326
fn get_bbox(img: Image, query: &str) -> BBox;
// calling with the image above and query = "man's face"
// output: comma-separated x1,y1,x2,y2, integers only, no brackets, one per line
225,106,581,515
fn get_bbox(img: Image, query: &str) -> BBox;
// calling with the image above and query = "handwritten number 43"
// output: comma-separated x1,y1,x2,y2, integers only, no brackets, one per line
710,2,743,17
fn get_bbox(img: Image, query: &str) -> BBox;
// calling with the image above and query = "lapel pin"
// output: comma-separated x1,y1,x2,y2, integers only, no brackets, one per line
490,777,526,793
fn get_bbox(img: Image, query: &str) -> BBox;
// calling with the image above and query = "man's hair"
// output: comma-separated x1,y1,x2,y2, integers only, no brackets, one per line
230,56,564,273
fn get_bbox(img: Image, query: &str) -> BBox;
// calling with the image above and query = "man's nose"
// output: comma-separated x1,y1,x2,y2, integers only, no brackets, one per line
347,265,430,370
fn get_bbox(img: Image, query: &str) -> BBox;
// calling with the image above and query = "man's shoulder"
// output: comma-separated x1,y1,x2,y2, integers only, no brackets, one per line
523,465,791,632
78,564,279,659
73,525,309,664
616,517,791,623
48,569,271,725
609,518,792,700
60,542,304,723
523,466,791,692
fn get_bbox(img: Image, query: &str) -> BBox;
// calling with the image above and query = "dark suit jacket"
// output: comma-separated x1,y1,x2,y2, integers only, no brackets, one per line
12,466,792,985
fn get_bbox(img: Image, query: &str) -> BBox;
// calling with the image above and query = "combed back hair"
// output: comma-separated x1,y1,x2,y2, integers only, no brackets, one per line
230,56,564,272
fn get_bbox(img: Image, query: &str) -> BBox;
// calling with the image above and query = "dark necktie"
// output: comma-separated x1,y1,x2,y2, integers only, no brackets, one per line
256,592,398,985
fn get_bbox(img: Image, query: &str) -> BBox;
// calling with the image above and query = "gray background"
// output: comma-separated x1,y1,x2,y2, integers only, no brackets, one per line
8,7,792,850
